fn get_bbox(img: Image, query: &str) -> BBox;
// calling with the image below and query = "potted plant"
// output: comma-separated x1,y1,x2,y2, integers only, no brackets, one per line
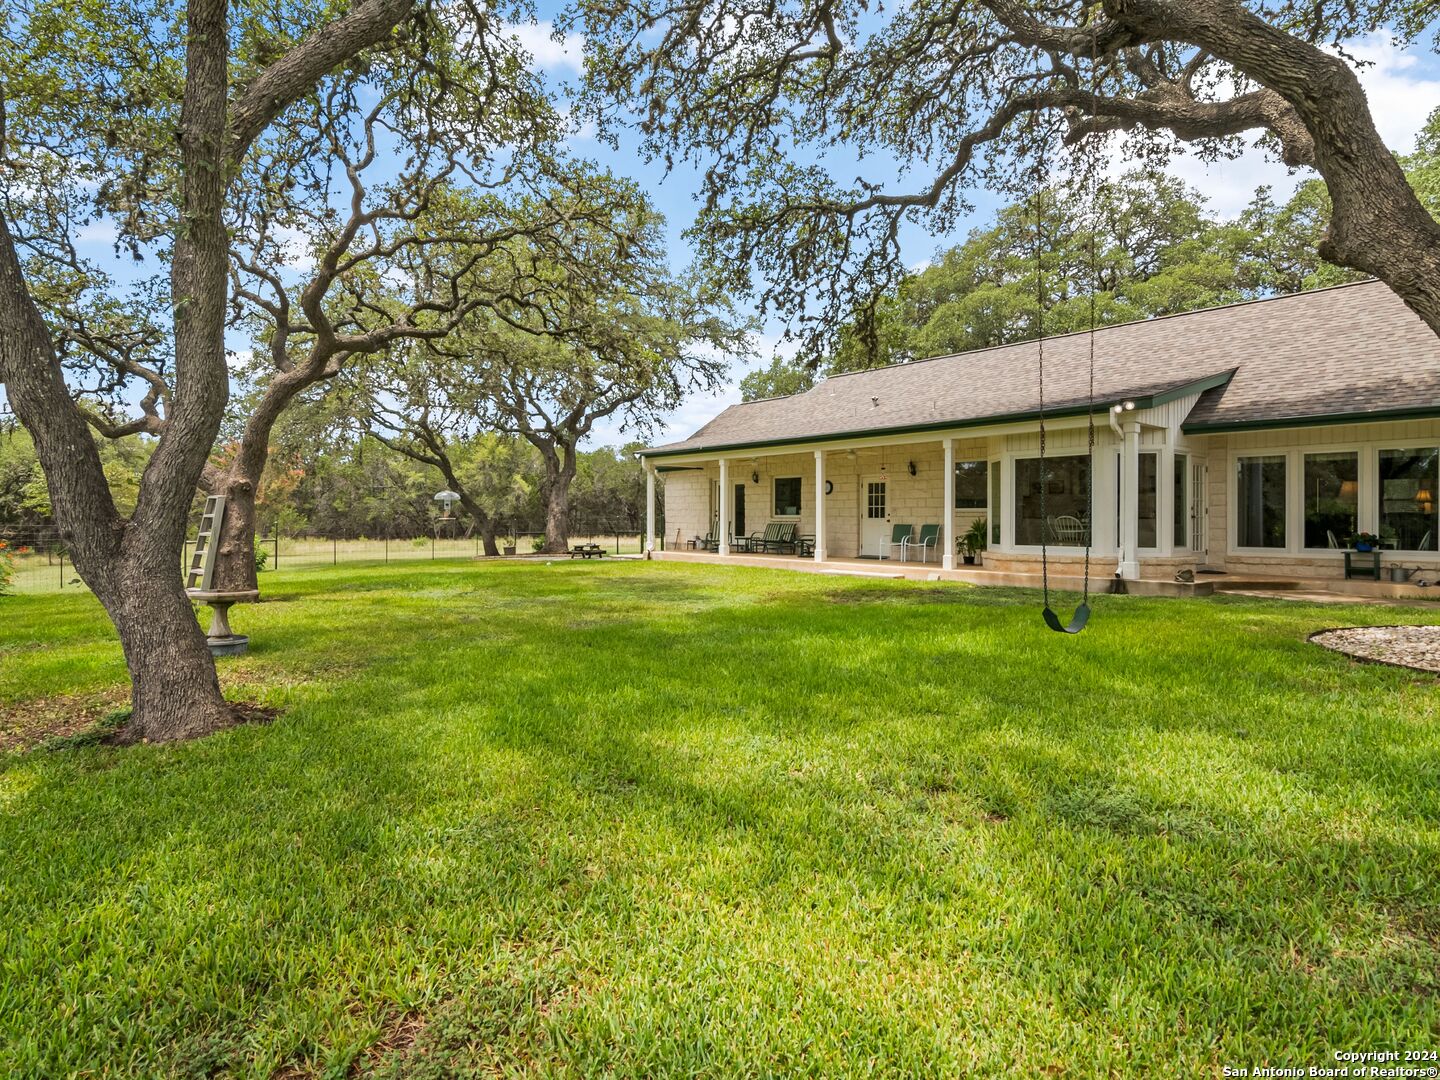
960,517,988,565
1351,530,1381,552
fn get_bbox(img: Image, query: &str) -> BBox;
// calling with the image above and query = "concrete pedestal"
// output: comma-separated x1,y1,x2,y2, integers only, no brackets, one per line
186,589,259,658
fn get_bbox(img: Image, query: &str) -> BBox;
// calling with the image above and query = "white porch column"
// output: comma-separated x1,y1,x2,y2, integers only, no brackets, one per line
942,438,955,570
1119,419,1142,579
718,458,731,556
644,460,656,555
813,450,827,561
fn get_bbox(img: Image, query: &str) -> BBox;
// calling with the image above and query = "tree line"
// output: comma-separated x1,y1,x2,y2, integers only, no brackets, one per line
0,418,656,547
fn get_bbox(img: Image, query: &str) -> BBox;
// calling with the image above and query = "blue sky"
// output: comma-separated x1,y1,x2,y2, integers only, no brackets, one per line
12,20,1440,454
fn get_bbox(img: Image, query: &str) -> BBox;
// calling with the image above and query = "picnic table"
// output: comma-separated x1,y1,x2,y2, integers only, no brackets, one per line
569,543,607,559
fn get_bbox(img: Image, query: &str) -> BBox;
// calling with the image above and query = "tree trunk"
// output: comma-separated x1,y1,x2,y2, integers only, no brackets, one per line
210,469,260,593
99,561,231,742
1107,0,1440,336
541,442,577,554
479,521,500,557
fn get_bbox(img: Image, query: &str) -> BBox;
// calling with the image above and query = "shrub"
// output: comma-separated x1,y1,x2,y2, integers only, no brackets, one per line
0,540,13,595
531,535,546,552
254,548,269,573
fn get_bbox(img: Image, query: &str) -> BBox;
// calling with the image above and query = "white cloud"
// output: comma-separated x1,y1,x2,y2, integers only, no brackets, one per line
226,348,253,374
74,219,118,245
271,225,316,274
506,21,585,75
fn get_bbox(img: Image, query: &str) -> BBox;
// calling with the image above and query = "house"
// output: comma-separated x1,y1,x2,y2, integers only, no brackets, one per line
637,280,1440,588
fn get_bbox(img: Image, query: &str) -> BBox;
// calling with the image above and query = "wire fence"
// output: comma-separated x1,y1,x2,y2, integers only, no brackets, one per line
2,527,657,595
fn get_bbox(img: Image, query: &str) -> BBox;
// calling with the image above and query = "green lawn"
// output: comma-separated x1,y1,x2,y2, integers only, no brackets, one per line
1,561,1438,1077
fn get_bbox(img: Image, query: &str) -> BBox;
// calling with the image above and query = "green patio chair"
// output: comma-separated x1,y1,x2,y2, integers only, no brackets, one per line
748,522,783,552
903,523,941,563
771,522,800,554
885,523,914,560
698,515,721,551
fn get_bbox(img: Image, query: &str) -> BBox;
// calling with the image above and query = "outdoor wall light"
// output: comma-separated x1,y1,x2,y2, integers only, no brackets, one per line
751,471,760,484
908,461,917,476
1123,400,1137,410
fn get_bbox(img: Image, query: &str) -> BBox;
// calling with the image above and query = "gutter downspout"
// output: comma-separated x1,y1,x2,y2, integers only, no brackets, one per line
1110,402,1143,582
1109,406,1125,582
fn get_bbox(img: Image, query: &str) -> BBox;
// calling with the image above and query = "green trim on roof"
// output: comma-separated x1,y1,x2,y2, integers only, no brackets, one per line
654,464,706,473
1144,369,1235,408
1183,404,1440,434
643,371,1238,459
641,401,1114,458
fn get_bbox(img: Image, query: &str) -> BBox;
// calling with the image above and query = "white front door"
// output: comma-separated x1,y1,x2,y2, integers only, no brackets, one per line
861,477,892,557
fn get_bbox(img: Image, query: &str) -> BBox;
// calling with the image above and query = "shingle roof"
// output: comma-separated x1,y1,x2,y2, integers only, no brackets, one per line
645,280,1440,456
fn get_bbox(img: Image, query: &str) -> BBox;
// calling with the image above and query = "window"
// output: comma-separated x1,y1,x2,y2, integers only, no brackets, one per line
1378,448,1438,551
954,460,987,509
1236,455,1286,548
1015,455,1091,546
990,461,1001,544
1139,453,1158,548
1303,452,1358,549
773,477,802,517
866,481,886,519
1174,454,1188,549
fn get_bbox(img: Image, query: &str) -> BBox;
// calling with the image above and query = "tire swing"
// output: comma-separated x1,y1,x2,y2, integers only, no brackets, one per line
1025,87,1098,635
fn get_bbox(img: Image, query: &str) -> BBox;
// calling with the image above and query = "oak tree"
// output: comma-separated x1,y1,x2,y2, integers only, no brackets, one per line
572,0,1440,360
0,0,547,740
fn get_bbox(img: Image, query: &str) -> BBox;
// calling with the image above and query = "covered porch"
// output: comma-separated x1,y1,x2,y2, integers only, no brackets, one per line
639,396,1209,587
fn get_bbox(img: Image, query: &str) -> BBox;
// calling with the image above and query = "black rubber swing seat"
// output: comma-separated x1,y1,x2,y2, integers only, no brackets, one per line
1042,603,1091,635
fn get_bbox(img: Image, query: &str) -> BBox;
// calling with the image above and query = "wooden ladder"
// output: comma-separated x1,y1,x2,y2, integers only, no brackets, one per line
186,495,227,592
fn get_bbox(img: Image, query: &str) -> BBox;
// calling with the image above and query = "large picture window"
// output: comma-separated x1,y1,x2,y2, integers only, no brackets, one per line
1015,455,1091,546
773,477,802,517
1303,452,1358,549
955,460,988,509
1237,455,1287,548
1378,448,1438,551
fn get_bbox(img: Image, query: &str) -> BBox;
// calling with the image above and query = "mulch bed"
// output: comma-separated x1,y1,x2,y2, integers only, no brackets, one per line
0,691,129,754
1,694,278,752
1309,624,1440,673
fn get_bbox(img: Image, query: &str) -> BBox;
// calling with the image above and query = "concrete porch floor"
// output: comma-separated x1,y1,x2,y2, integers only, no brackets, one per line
652,549,1206,597
651,550,1440,604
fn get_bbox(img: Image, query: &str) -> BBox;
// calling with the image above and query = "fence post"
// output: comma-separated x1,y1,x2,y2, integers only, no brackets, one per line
273,536,279,570
333,537,337,565
431,534,436,559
